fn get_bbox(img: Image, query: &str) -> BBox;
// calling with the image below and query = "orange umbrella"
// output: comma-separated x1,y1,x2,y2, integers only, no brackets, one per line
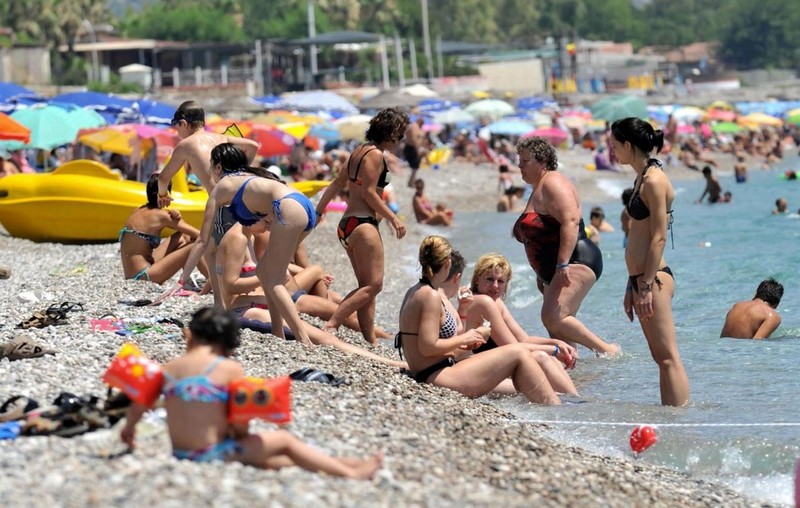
0,112,31,143
248,124,297,158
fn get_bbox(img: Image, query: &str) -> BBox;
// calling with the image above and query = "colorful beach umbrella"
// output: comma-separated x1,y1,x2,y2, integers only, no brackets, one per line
248,124,297,158
786,113,800,126
738,112,782,128
711,122,743,134
486,119,534,136
334,114,373,141
671,106,706,123
465,99,515,120
523,127,570,145
590,95,647,122
66,108,107,130
0,112,31,143
432,108,475,125
11,105,77,150
704,108,736,122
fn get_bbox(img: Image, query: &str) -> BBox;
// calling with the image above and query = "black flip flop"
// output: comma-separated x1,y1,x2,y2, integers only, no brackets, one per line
289,367,349,387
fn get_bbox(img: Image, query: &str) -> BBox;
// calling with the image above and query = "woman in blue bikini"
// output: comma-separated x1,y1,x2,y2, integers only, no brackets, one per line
121,306,383,478
396,236,561,405
120,175,204,283
611,117,688,406
170,143,317,346
314,107,408,345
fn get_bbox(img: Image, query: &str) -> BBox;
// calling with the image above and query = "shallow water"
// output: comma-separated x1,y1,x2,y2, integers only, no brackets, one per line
442,157,800,505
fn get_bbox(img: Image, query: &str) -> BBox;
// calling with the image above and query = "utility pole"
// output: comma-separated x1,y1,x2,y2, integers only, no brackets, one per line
394,34,406,88
307,0,317,76
421,0,434,81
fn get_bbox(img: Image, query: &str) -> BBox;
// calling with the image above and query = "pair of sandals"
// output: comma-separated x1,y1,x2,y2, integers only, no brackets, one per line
289,367,349,387
16,302,84,329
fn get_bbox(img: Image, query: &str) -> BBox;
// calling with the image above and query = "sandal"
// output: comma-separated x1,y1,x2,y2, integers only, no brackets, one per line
0,396,40,423
1,335,57,361
289,367,349,387
16,309,64,329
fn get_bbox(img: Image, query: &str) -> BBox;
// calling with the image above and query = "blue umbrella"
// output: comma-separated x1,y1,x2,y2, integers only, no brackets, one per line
486,118,534,136
0,82,38,102
10,105,77,150
418,98,462,113
516,96,557,112
309,122,341,141
133,100,175,125
278,91,358,115
252,95,282,107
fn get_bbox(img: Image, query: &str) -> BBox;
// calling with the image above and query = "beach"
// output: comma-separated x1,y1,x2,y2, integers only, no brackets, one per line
0,148,775,507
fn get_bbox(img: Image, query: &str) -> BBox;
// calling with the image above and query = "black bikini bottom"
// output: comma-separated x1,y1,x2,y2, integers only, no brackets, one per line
412,357,455,383
628,266,674,294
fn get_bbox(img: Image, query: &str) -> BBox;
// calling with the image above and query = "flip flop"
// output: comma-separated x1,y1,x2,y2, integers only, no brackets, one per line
289,367,349,387
0,396,40,422
1,335,57,361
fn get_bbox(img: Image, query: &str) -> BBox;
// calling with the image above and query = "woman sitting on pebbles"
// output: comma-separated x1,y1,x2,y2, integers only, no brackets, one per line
457,253,578,395
121,306,383,479
396,235,561,405
216,221,403,367
120,175,206,284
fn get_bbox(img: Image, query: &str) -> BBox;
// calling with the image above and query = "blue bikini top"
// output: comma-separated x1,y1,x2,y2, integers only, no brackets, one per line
230,178,265,226
162,356,229,403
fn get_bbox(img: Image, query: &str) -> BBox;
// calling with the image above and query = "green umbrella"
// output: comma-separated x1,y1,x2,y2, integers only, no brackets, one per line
590,94,648,122
66,107,107,130
10,105,77,150
711,121,743,133
786,113,800,126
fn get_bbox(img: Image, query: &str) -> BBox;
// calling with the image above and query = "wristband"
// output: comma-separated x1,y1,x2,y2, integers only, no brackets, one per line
178,279,185,286
556,263,569,270
552,345,560,357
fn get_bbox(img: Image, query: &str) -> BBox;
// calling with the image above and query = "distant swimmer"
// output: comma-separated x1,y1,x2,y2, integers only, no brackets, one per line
696,166,723,204
773,197,789,215
720,278,783,339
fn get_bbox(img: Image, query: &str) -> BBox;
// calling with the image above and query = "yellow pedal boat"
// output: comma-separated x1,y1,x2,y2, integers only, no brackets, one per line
0,160,329,243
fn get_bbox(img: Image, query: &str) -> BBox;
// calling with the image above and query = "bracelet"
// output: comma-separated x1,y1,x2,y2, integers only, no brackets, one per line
556,263,570,270
639,280,654,292
552,345,560,357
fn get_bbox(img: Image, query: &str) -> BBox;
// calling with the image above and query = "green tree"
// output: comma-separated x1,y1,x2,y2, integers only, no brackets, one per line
637,0,727,48
122,2,246,42
576,0,642,46
494,0,542,47
717,0,800,69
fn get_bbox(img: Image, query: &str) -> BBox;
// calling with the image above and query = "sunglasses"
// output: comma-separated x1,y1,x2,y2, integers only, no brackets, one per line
170,115,185,127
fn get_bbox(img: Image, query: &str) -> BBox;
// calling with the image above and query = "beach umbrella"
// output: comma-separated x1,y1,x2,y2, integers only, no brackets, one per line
676,124,696,135
252,94,282,108
359,89,421,110
671,106,706,123
516,96,558,112
11,104,77,150
523,127,570,145
590,95,647,122
248,124,297,158
418,98,462,113
465,99,515,120
0,82,38,102
432,108,475,125
77,127,137,156
278,91,358,115
704,108,736,122
400,84,438,97
66,108,107,130
708,100,733,111
786,113,800,126
486,118,534,136
276,122,311,140
738,112,782,128
334,114,373,141
308,122,340,141
711,121,743,134
134,100,175,125
0,112,31,143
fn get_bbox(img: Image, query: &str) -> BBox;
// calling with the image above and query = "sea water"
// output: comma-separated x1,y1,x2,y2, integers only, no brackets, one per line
435,157,800,505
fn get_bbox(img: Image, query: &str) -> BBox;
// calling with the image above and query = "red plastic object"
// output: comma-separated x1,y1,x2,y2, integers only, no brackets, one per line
102,343,163,407
630,425,658,453
228,376,292,424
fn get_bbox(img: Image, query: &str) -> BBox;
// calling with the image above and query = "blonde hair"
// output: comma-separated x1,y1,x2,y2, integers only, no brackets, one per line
470,253,512,298
419,235,452,281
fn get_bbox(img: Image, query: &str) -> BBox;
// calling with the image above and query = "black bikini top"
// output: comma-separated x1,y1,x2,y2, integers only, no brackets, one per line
626,158,674,248
349,146,391,190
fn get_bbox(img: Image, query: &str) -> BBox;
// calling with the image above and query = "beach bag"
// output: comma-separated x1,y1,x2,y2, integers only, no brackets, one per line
228,376,291,424
102,343,163,407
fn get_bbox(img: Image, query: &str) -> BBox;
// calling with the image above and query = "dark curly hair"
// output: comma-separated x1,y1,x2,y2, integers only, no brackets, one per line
189,306,241,354
755,278,783,308
516,137,558,171
611,117,664,155
365,107,410,144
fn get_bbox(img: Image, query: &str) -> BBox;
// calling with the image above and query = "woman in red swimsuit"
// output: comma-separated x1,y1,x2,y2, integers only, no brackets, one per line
514,137,619,356
611,117,688,406
314,108,408,344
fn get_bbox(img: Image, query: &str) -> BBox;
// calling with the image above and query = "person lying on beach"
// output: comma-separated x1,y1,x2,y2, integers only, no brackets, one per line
217,222,399,364
120,175,206,284
720,278,783,339
496,186,525,213
156,101,260,307
395,235,561,405
696,166,723,204
412,178,453,226
446,252,577,396
121,306,383,478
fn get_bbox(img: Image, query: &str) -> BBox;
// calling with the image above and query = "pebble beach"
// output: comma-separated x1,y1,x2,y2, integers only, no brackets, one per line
0,151,777,508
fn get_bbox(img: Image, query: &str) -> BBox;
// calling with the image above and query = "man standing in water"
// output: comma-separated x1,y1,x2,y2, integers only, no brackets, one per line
404,116,425,187
720,278,783,339
156,100,259,306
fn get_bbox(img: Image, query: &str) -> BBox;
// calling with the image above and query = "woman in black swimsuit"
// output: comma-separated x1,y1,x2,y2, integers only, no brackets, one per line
314,108,408,345
611,117,689,407
514,137,619,356
396,236,561,405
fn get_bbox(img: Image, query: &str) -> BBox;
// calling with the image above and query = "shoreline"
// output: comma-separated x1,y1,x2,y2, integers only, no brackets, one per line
0,148,771,507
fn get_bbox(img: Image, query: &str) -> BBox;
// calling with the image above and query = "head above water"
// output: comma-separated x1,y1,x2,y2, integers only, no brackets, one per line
470,253,511,298
366,107,410,144
171,100,205,129
754,278,783,308
146,174,171,207
610,117,664,156
419,235,452,281
188,306,241,355
516,137,558,171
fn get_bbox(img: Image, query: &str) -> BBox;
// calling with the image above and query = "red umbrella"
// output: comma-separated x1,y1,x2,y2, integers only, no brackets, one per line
248,124,297,158
524,127,570,145
0,112,31,143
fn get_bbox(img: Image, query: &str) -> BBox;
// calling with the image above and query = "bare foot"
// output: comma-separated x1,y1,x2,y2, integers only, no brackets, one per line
351,452,384,480
597,343,621,357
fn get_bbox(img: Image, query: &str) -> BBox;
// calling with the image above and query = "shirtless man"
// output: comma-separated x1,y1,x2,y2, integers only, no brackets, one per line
404,117,425,187
696,166,723,204
720,278,783,339
733,155,747,183
156,100,259,306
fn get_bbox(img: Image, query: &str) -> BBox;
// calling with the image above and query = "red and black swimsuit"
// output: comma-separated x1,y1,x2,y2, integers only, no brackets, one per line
512,212,603,284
